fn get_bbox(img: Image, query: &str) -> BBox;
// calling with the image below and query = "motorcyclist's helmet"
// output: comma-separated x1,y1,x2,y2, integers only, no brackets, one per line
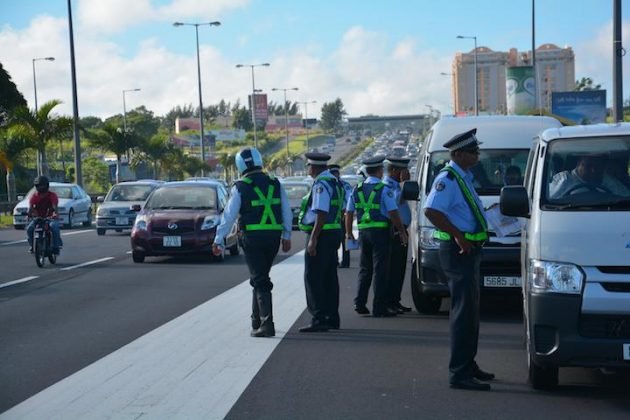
235,147,263,175
34,176,50,194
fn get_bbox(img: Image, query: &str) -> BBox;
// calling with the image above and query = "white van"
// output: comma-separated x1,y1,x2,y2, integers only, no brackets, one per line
501,123,630,389
409,115,562,313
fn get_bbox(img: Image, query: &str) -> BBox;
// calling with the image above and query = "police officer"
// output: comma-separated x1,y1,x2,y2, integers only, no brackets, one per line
329,163,353,268
383,157,412,313
212,148,292,338
298,153,343,332
423,128,495,391
345,155,408,317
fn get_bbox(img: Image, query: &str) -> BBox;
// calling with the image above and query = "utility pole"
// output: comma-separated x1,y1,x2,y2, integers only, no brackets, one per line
613,0,624,122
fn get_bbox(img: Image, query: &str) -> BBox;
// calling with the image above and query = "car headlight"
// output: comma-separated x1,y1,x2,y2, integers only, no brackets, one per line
528,259,584,294
419,226,441,250
97,207,109,216
201,216,220,231
133,216,148,231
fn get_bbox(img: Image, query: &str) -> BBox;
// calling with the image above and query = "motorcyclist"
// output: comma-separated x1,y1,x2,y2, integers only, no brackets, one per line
27,176,63,254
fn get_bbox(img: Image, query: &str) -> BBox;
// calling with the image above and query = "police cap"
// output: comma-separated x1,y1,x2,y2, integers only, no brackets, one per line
305,152,331,166
328,163,341,173
361,155,386,168
443,128,483,151
385,156,410,168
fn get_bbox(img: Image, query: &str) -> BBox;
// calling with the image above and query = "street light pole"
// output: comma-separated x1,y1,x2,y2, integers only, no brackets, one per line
272,87,299,174
32,56,55,176
236,63,270,149
457,35,479,116
173,21,221,175
297,100,317,152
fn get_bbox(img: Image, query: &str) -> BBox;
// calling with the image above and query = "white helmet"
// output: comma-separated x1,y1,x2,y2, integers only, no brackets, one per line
235,147,263,175
357,165,368,179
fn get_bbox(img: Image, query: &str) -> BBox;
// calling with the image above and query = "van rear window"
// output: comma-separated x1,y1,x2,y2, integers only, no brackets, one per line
426,149,529,196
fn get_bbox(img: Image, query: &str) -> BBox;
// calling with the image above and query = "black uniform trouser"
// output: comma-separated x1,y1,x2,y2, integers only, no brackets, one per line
241,233,281,292
439,240,482,382
304,230,342,324
387,225,408,306
355,228,391,314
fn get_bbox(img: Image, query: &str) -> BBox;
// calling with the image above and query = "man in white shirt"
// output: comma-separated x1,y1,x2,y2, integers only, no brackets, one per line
549,154,630,198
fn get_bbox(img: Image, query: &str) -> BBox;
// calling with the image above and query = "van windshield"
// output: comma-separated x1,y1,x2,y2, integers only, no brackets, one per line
426,149,529,195
542,137,630,210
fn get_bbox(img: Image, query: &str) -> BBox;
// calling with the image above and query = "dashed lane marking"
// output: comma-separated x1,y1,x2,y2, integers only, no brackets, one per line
0,276,39,289
59,257,115,271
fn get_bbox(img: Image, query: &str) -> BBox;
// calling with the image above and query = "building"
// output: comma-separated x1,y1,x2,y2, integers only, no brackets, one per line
452,44,575,114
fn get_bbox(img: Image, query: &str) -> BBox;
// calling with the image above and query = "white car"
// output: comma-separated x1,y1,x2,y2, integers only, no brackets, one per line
13,182,93,229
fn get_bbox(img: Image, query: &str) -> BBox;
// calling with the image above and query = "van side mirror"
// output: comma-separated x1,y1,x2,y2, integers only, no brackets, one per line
500,186,530,218
401,181,420,201
131,204,142,212
96,196,105,203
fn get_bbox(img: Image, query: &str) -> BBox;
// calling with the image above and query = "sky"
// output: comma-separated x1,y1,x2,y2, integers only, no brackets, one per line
1,0,629,120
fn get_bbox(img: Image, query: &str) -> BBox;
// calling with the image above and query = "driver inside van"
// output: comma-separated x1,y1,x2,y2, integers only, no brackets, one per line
549,154,630,198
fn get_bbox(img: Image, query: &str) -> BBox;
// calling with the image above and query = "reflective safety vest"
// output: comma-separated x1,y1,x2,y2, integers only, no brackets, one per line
298,176,343,232
353,182,389,230
235,173,283,232
433,166,488,242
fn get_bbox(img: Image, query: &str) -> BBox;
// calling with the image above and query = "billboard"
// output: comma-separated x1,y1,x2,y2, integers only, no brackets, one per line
248,93,269,124
506,66,536,115
551,90,607,125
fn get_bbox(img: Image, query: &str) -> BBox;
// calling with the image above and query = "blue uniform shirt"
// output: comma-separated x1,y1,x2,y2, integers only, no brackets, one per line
340,179,354,210
301,169,338,225
383,175,411,226
424,161,485,233
346,176,398,218
214,180,292,245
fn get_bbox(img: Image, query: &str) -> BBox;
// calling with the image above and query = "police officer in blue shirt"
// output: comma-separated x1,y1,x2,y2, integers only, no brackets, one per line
212,148,292,338
345,155,408,317
383,157,412,313
329,163,353,268
298,153,344,332
423,128,495,391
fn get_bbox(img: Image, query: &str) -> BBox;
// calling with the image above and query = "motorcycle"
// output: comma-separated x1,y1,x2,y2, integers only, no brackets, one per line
33,217,57,267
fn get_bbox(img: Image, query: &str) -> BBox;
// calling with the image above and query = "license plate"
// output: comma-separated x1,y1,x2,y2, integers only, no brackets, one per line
483,276,522,288
115,217,128,225
624,344,630,361
163,236,181,247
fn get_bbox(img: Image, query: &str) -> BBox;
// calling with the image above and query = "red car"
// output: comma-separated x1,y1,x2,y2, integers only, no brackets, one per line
130,181,239,263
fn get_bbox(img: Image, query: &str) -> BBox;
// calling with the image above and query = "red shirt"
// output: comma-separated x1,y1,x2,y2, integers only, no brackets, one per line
29,191,59,218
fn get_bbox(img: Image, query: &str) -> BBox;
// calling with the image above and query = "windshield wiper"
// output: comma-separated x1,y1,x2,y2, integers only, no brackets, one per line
581,199,630,210
543,199,630,210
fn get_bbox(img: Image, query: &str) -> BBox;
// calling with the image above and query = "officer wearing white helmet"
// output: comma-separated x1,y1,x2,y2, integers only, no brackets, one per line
357,165,368,180
213,147,292,338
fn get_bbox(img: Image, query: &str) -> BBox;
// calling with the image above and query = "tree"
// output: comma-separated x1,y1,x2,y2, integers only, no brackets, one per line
161,103,195,131
80,116,103,130
0,128,30,201
575,77,602,91
86,122,142,183
131,131,172,179
319,98,347,132
7,99,73,177
0,62,27,122
232,106,253,131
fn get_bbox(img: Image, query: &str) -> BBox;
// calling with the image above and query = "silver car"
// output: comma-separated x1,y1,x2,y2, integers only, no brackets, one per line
13,182,93,229
95,180,162,235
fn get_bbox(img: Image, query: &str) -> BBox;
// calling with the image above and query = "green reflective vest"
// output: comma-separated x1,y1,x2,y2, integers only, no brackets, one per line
240,176,283,231
298,176,343,232
354,182,389,230
434,166,488,242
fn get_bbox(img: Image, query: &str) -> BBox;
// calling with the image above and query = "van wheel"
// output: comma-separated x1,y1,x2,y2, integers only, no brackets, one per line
411,262,442,314
527,339,558,389
132,251,145,263
97,228,106,236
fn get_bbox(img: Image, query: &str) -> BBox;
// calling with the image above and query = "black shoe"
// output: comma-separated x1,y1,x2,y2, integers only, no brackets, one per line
373,308,398,317
325,317,340,330
251,323,275,337
396,303,412,312
388,305,404,314
450,378,491,391
473,368,495,382
299,323,329,333
354,305,370,315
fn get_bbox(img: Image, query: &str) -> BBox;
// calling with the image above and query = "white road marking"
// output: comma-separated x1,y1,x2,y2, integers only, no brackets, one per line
59,257,115,271
0,229,91,246
126,250,132,254
2,251,307,419
0,276,39,289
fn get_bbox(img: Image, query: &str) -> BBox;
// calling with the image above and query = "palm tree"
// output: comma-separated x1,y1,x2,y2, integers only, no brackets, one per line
7,99,73,177
86,122,142,183
131,133,171,179
0,129,30,201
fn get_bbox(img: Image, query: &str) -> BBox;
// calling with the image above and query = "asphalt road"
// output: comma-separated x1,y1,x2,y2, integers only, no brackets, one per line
1,226,629,418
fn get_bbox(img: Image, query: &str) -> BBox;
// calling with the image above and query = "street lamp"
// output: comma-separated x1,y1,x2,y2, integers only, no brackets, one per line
32,56,55,176
173,21,221,174
272,87,299,172
456,35,479,116
297,100,317,152
236,63,270,149
122,88,141,132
